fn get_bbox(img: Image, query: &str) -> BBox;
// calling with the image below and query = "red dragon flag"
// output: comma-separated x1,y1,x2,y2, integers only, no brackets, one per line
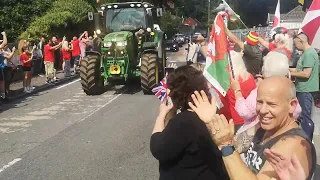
203,12,231,97
272,0,281,29
300,0,320,49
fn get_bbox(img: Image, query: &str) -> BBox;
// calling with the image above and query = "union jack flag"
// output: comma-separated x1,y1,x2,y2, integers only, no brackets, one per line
152,76,168,102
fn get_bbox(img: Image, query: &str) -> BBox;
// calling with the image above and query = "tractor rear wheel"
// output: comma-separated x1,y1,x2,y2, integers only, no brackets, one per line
141,53,158,94
80,55,104,95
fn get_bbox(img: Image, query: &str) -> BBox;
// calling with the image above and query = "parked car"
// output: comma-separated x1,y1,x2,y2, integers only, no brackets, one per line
173,34,185,47
166,39,179,52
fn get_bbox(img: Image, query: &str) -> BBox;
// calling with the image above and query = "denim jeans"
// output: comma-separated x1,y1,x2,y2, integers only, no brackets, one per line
297,92,314,140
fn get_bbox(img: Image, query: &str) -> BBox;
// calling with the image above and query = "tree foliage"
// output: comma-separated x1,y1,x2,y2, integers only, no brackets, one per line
0,0,304,42
20,0,93,41
0,0,53,41
159,12,181,38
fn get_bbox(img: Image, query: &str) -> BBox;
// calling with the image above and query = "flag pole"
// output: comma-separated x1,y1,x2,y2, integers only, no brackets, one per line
223,12,235,80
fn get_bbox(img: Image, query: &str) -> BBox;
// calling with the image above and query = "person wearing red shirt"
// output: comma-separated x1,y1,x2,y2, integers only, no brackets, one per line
20,47,35,93
44,39,62,83
218,51,257,132
61,41,71,77
71,31,86,74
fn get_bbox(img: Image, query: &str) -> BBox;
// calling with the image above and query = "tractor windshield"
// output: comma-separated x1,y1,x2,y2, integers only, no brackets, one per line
106,8,146,32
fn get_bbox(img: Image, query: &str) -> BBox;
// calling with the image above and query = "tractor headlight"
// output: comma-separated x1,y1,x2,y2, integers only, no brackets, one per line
103,42,112,47
116,41,127,47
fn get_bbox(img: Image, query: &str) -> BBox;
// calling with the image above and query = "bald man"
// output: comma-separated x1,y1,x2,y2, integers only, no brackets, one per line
290,32,319,140
206,76,316,180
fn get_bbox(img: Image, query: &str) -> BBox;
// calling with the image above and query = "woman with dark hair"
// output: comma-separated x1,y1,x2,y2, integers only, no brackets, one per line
150,65,229,180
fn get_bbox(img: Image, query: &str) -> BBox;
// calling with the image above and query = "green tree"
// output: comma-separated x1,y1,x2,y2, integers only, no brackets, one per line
20,0,93,41
0,0,53,41
159,12,181,38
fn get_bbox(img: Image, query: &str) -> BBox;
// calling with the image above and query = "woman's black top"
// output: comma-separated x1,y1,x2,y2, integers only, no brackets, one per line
150,111,230,180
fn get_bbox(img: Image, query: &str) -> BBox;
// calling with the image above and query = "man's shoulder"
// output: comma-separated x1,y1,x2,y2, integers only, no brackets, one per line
304,47,318,57
244,44,262,53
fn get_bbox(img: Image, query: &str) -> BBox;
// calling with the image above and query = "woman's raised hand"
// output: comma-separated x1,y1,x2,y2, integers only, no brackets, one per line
188,90,217,124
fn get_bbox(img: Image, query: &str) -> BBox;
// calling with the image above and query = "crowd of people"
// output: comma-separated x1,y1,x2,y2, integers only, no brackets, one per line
0,31,97,110
0,31,96,97
150,27,319,180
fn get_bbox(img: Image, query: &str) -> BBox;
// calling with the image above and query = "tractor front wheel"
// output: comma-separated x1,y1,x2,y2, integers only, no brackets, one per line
141,53,158,94
80,55,104,95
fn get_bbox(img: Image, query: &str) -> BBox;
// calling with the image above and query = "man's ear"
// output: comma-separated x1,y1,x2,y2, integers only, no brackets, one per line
289,98,298,114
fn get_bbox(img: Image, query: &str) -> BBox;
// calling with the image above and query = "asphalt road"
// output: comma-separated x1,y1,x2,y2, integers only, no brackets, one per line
0,48,187,180
0,46,320,179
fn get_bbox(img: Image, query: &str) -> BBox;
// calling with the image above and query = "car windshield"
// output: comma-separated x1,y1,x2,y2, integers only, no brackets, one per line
106,8,146,32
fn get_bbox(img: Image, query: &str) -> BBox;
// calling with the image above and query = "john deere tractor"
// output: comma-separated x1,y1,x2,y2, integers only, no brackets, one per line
80,2,167,95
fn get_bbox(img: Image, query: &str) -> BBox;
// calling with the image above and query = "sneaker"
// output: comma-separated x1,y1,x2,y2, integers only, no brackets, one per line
29,86,35,90
23,88,31,93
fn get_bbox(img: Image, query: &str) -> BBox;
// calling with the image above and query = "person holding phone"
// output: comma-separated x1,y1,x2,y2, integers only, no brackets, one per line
20,46,35,93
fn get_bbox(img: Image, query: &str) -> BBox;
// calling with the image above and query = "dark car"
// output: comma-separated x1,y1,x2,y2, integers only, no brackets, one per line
173,34,185,47
166,39,179,52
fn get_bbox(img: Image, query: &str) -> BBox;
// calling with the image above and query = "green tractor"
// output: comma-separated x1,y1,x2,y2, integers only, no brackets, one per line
80,2,167,95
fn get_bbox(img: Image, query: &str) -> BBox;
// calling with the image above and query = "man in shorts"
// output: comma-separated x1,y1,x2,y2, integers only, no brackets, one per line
44,39,63,83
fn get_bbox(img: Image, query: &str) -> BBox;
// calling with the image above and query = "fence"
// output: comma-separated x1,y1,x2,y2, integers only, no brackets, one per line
230,26,300,41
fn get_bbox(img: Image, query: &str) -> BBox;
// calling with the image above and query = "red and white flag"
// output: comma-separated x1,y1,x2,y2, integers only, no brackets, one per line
272,0,281,29
300,0,320,49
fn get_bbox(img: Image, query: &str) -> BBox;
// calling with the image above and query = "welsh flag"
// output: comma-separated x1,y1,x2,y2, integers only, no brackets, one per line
222,0,240,23
203,12,231,97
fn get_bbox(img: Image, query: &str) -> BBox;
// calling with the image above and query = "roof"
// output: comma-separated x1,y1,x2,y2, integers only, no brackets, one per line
281,6,306,21
183,17,199,26
268,6,306,23
183,18,196,26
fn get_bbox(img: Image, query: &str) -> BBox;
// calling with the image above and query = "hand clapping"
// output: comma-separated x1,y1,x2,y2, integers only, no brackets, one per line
188,90,235,147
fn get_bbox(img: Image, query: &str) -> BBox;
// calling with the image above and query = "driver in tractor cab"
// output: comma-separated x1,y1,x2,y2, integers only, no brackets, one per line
258,27,293,61
121,15,143,31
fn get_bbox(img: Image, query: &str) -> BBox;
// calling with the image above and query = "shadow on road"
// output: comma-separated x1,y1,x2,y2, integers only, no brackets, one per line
0,92,49,113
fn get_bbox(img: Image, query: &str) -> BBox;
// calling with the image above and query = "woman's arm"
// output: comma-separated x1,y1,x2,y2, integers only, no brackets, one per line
235,88,258,120
4,47,16,60
0,32,7,49
150,113,193,162
258,37,270,49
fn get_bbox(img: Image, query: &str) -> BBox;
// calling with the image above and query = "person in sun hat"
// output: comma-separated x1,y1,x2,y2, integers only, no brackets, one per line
225,28,263,78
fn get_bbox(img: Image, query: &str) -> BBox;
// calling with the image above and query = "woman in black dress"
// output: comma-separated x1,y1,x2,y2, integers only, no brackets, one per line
150,65,230,180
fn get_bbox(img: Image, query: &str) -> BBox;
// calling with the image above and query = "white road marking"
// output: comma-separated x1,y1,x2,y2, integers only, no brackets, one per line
10,116,51,121
55,79,80,89
78,93,124,122
0,158,22,173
